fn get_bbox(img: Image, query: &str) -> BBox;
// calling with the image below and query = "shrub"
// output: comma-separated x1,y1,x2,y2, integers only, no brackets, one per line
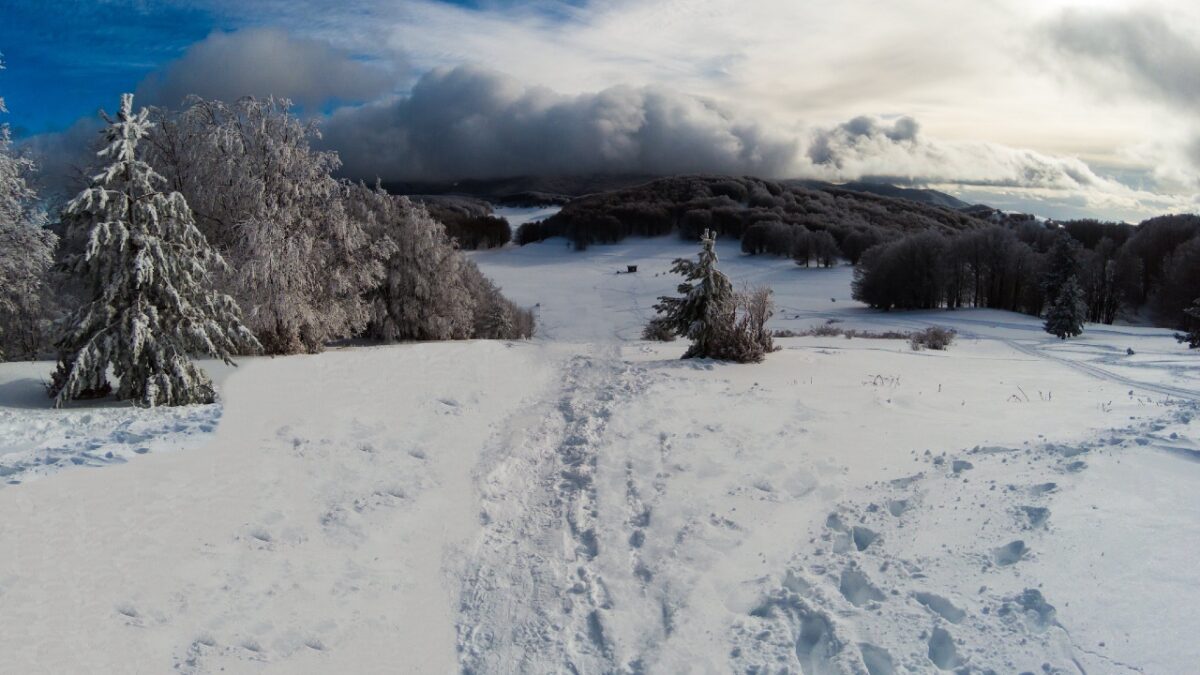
910,326,957,351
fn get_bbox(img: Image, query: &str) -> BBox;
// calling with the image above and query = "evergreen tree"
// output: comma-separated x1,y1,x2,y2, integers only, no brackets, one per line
1042,231,1080,307
652,229,737,359
1044,276,1086,340
0,54,57,361
1177,298,1200,349
50,94,259,407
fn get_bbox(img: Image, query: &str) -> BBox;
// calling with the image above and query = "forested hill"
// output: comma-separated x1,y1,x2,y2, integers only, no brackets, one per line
514,174,989,260
382,174,658,206
785,179,973,210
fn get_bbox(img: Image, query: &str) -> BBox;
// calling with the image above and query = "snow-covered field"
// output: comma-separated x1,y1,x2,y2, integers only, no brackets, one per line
1,235,1197,673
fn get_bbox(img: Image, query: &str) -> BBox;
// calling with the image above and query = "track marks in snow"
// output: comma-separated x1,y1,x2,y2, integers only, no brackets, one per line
999,338,1200,403
0,403,221,485
730,401,1198,674
457,348,649,674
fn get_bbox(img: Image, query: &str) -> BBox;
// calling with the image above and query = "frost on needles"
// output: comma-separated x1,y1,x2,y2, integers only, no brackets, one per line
50,94,260,408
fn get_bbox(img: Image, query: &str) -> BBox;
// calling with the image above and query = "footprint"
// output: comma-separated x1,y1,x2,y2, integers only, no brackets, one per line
1019,505,1050,528
927,627,961,670
992,540,1028,566
859,643,896,675
1016,588,1057,628
851,526,879,551
913,592,966,624
839,567,885,607
1029,482,1058,495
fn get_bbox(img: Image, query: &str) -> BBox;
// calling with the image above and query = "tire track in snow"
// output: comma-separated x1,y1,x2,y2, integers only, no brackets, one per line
457,346,648,674
998,338,1200,403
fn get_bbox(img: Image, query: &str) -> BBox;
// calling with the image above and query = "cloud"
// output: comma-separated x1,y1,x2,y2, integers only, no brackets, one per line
323,65,799,181
1042,6,1200,187
317,62,1192,220
136,28,398,109
1045,7,1200,108
805,114,1107,190
801,112,1198,221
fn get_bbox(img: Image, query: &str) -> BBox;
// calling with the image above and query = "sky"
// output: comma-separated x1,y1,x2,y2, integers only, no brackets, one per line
1,0,1198,221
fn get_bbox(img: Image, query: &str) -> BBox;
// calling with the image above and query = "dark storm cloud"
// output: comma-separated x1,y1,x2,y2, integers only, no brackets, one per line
808,116,919,166
136,28,398,109
1046,8,1200,107
321,65,799,181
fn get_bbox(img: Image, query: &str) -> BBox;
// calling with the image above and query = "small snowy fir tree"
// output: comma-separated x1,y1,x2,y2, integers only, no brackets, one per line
50,94,259,407
1177,298,1200,349
652,229,738,359
1043,276,1086,340
0,54,57,361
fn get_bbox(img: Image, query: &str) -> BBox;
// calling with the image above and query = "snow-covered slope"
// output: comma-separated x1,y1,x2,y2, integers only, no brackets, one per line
1,236,1196,673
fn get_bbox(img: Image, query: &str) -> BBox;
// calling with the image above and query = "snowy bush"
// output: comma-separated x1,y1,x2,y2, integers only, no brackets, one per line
909,326,956,351
0,55,58,361
50,94,259,407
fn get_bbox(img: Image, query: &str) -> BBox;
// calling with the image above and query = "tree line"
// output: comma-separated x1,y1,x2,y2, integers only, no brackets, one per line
851,215,1200,335
0,89,534,406
514,174,1199,341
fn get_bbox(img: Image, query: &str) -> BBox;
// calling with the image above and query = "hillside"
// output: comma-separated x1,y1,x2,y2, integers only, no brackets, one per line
786,179,974,210
381,174,660,206
2,237,1197,673
514,175,988,257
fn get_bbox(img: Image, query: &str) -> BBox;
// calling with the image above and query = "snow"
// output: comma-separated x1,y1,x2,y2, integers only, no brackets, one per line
1,234,1197,673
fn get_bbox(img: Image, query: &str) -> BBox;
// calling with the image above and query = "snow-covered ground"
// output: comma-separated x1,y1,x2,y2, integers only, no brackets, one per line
1,235,1197,673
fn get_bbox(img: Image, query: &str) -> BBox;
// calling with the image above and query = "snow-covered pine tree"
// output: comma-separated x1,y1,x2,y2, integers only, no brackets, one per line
50,94,259,407
0,54,57,361
1177,298,1200,349
652,229,737,359
1043,275,1086,340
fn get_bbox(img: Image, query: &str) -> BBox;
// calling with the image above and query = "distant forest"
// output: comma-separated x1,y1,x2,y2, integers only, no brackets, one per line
508,175,1200,332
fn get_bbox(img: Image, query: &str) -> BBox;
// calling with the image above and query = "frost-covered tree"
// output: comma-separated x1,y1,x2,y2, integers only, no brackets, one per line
728,285,775,362
1177,298,1200,349
653,229,737,359
461,260,535,340
1043,276,1086,340
345,183,477,341
146,97,383,354
650,231,774,361
50,94,259,407
0,54,57,361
